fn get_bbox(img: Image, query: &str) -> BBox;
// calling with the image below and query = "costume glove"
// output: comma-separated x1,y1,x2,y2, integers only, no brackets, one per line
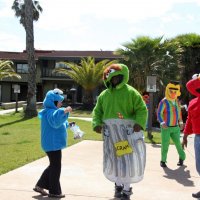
133,124,141,132
94,126,102,133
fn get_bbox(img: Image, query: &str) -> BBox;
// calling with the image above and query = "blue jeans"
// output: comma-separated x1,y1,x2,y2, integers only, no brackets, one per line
194,135,200,175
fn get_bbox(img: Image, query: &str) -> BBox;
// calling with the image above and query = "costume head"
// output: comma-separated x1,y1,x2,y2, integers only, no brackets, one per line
103,64,129,89
142,92,150,108
186,74,200,97
43,88,64,109
165,81,181,101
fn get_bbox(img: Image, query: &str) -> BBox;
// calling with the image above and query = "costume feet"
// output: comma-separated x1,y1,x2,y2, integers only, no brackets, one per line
177,159,184,166
121,188,133,200
33,186,48,196
114,184,123,198
160,161,167,168
192,191,200,198
48,193,66,198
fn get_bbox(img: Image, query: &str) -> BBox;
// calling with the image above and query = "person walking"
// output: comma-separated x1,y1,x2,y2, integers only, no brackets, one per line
33,88,72,198
92,63,147,200
157,81,186,168
182,74,200,199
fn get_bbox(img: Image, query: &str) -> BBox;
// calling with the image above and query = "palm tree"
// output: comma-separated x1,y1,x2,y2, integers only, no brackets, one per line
115,36,182,93
0,60,21,80
12,0,42,29
115,36,163,91
150,39,183,90
172,33,200,104
53,57,117,109
12,0,42,117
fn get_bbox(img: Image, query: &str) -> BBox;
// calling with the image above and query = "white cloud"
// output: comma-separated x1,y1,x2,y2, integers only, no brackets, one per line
185,14,195,22
0,31,25,51
0,0,200,51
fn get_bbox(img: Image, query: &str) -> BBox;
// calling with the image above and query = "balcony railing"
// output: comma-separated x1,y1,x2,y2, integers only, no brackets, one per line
41,68,71,79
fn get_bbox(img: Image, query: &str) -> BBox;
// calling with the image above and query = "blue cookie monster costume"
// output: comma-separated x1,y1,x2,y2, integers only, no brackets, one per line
38,89,69,152
34,88,70,198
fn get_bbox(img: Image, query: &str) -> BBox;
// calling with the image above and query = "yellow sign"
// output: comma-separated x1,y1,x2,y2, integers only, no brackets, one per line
114,140,133,157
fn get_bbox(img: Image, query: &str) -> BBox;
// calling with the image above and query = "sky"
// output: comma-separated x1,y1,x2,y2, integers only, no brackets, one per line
0,0,200,52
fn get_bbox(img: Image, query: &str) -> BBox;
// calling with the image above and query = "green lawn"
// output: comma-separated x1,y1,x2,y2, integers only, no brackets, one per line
0,110,161,175
71,109,92,117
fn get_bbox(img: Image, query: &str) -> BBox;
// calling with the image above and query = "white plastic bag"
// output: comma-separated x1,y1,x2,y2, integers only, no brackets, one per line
69,122,84,139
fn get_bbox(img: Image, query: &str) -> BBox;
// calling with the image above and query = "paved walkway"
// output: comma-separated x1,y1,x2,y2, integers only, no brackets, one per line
0,109,92,122
0,108,199,199
0,137,199,200
0,107,23,115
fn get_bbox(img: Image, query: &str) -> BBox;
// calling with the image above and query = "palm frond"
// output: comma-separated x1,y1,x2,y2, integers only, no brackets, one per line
53,57,117,91
0,60,21,80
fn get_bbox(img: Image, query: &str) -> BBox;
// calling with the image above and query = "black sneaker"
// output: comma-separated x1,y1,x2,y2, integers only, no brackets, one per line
114,183,123,198
160,161,167,168
192,191,200,198
177,159,184,166
121,188,133,200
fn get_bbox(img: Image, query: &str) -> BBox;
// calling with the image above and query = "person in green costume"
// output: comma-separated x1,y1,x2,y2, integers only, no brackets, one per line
92,63,147,200
157,81,186,168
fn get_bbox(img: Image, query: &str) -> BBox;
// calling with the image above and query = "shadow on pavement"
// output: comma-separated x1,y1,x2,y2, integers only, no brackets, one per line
151,143,161,148
32,194,111,199
163,165,194,187
32,195,48,199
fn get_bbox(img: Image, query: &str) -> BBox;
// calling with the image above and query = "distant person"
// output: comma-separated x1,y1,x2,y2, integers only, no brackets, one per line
142,91,150,129
157,81,185,168
180,100,188,124
92,64,147,200
33,88,72,198
182,74,200,199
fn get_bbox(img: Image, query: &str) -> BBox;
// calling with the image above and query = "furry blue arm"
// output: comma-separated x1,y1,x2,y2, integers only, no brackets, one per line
47,109,69,129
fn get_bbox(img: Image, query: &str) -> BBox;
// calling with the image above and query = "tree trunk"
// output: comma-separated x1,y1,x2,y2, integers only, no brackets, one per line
82,90,94,110
24,0,37,117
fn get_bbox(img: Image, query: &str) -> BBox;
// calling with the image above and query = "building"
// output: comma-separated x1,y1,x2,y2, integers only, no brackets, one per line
0,50,121,104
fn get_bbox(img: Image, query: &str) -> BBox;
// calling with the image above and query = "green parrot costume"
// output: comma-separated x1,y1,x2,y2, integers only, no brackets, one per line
92,63,147,200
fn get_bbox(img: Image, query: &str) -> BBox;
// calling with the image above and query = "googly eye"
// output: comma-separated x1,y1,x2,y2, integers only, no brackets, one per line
53,88,63,94
105,68,116,79
109,69,116,73
192,74,199,80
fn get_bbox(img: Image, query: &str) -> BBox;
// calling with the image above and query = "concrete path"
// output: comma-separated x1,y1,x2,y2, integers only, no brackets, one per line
0,136,199,200
69,116,92,121
0,107,23,115
0,109,92,122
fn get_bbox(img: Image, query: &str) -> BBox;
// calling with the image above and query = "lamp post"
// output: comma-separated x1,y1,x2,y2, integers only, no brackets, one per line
13,84,20,112
146,75,157,139
70,87,76,105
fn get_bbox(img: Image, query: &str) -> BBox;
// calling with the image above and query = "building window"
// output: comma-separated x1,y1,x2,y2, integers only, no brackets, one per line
55,62,70,69
17,64,29,73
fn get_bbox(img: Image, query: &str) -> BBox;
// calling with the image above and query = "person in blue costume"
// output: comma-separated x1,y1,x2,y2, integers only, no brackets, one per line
33,88,72,198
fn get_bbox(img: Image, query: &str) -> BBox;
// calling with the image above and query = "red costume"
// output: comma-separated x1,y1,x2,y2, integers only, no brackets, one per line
184,75,200,134
183,74,200,198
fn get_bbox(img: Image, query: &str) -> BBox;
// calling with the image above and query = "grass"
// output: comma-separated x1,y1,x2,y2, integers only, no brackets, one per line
70,109,92,117
0,110,162,175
